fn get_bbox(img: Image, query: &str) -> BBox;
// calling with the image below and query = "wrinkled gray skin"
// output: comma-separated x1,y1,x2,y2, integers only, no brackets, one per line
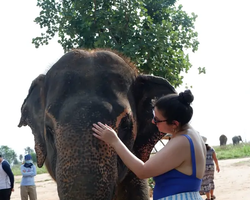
219,134,227,146
18,49,177,200
232,135,243,145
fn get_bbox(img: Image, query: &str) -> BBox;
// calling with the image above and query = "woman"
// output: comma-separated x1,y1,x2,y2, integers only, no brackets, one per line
200,140,220,200
92,90,206,200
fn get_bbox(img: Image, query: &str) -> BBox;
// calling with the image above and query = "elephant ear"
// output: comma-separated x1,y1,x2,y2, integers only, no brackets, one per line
132,75,177,162
18,74,47,167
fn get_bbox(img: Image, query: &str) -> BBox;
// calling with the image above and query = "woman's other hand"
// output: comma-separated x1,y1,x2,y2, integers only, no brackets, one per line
92,122,119,146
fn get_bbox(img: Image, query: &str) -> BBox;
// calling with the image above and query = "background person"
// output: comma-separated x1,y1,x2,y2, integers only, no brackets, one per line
0,154,14,200
92,90,206,200
20,154,37,200
200,138,220,200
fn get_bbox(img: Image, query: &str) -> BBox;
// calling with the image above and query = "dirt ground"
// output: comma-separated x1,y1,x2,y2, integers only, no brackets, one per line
10,157,250,200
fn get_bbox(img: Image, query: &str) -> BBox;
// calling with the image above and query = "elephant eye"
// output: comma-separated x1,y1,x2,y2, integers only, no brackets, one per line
46,125,55,134
45,125,55,144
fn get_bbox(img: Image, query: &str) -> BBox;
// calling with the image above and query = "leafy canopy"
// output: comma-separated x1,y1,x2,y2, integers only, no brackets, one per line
0,145,17,165
33,0,199,87
24,146,34,155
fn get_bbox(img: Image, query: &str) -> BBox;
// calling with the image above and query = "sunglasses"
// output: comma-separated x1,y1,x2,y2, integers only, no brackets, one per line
152,110,168,124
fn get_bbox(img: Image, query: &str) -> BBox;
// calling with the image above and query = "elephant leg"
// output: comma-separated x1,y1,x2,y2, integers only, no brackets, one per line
115,171,149,200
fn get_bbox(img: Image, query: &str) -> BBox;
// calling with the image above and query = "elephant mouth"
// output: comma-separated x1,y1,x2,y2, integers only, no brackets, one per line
17,118,28,127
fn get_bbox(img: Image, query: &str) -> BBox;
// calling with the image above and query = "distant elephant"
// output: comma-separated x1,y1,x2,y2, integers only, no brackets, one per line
232,135,243,145
219,134,227,146
18,49,177,200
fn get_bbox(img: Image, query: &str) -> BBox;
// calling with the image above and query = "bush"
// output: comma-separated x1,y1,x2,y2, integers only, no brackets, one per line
148,177,155,189
213,143,250,160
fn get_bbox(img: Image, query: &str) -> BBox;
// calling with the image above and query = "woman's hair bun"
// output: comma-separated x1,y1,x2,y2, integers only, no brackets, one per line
178,89,194,105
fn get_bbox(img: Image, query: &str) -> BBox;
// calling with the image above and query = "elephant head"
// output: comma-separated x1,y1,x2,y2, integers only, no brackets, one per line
232,135,243,145
18,49,176,200
219,134,227,146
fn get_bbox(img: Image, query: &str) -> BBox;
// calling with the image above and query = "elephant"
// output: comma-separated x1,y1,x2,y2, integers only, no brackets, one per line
219,134,227,146
232,135,243,145
18,49,177,200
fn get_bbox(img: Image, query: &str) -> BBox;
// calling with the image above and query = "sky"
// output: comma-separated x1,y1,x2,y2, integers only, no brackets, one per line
1,0,250,156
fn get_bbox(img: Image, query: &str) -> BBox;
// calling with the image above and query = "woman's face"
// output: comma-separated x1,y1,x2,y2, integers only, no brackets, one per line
152,107,174,134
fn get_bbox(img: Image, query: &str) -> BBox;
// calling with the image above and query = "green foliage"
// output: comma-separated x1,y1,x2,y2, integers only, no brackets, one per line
148,177,155,189
12,164,48,176
213,143,250,160
33,0,199,87
31,153,37,163
13,158,19,165
0,145,17,164
198,67,206,74
19,154,23,162
24,147,34,155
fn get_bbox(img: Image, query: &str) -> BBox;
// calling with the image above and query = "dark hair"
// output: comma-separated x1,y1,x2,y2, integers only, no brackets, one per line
205,144,211,151
0,155,2,158
154,89,194,126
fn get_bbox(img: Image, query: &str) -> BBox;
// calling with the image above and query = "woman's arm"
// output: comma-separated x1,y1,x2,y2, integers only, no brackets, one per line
212,151,220,172
92,122,187,179
111,139,145,178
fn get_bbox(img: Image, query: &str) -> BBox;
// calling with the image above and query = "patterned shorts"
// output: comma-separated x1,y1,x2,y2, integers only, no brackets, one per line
157,192,203,200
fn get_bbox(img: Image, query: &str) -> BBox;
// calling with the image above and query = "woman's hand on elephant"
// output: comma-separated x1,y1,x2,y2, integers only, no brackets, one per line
92,122,119,146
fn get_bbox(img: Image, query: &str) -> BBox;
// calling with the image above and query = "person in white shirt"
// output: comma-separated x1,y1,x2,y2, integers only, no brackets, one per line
0,154,14,200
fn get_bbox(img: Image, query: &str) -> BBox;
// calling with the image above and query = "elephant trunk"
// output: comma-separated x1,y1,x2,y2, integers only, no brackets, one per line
54,126,118,200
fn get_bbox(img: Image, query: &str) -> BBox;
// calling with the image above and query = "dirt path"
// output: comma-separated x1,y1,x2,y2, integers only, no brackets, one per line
202,157,250,200
11,173,59,200
10,157,250,200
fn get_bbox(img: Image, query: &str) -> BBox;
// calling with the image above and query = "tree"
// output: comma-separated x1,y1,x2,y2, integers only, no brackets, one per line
31,153,37,163
19,154,23,162
13,158,19,165
24,147,34,155
32,0,200,87
0,145,17,165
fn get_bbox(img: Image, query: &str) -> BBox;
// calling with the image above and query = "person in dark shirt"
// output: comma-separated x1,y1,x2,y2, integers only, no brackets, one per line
0,154,14,200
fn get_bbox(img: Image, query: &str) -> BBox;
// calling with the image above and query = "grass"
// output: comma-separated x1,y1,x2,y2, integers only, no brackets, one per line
232,159,250,167
213,143,250,160
12,164,48,176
